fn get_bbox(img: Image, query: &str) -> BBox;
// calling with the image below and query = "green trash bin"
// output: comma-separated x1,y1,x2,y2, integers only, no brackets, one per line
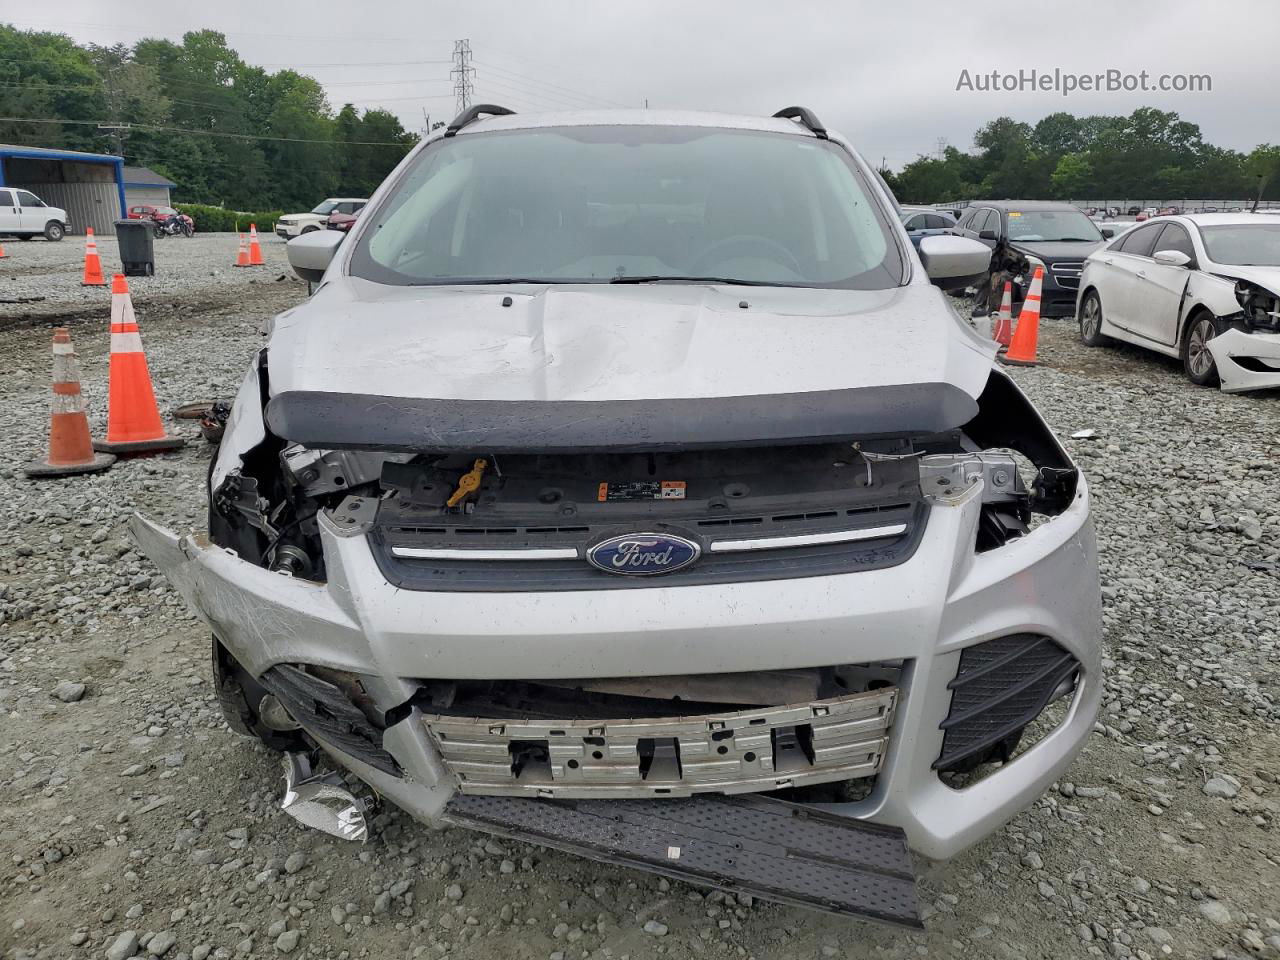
114,219,154,277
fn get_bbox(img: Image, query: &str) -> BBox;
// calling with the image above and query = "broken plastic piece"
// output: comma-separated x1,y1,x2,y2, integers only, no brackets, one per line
1070,429,1097,439
279,753,369,842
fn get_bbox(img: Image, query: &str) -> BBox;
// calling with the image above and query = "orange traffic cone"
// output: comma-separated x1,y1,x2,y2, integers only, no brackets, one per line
1002,265,1043,367
93,275,185,455
248,223,265,266
234,233,251,268
992,281,1013,348
0,241,8,258
81,228,106,286
23,328,116,477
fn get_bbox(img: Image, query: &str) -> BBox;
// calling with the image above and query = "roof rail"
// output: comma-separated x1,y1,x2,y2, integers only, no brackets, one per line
771,106,828,140
444,104,515,137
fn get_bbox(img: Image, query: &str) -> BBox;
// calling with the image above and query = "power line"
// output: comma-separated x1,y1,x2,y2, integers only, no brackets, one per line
451,40,474,115
472,59,631,109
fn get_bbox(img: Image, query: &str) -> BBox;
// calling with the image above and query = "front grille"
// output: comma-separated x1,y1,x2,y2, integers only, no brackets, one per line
259,665,401,776
369,500,927,592
425,687,897,798
1049,260,1084,291
933,634,1078,772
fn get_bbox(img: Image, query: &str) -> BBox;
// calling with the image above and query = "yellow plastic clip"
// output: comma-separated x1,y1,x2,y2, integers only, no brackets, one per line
447,458,488,508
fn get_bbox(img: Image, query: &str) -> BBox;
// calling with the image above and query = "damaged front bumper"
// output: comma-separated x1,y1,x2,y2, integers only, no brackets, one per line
130,463,1101,863
1207,328,1280,393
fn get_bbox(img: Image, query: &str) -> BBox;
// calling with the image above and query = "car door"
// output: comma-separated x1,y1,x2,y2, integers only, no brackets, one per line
0,189,18,233
1096,222,1164,333
902,213,930,247
13,190,47,232
1131,223,1196,346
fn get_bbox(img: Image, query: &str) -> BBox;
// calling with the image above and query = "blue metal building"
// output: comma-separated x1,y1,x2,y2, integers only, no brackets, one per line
0,144,127,235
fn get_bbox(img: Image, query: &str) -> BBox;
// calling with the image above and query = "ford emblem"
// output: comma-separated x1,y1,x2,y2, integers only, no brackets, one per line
586,532,701,576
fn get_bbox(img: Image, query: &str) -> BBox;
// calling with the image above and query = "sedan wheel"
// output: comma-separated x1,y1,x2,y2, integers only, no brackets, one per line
1182,314,1220,387
1079,291,1108,346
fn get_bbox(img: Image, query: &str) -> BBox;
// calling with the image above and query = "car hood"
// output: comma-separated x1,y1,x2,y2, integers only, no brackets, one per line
1206,263,1280,290
266,279,996,406
1008,240,1104,261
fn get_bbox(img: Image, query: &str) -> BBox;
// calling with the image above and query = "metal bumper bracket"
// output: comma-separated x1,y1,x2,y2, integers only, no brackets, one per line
442,792,921,928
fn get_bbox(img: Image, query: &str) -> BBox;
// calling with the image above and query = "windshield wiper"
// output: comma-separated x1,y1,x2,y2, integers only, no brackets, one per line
609,275,778,286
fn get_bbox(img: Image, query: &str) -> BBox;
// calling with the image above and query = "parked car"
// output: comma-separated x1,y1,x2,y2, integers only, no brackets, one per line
129,205,195,234
951,200,1105,317
276,198,367,238
131,106,1100,924
1077,213,1280,391
898,206,956,248
325,205,365,232
0,187,68,240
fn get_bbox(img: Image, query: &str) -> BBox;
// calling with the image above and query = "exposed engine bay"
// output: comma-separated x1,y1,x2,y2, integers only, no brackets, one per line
209,367,1079,589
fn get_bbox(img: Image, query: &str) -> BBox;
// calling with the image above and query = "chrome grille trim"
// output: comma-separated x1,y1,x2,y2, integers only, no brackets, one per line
709,522,908,554
391,545,579,560
424,687,897,798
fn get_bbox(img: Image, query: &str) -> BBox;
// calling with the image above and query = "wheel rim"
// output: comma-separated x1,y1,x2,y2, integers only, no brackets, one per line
1187,319,1216,377
1082,297,1101,338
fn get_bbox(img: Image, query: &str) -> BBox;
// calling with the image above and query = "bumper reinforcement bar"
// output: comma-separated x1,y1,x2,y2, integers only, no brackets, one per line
442,792,922,928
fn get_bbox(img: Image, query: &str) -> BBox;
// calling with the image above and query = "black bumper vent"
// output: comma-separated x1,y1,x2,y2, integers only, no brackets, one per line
933,634,1079,772
259,665,401,777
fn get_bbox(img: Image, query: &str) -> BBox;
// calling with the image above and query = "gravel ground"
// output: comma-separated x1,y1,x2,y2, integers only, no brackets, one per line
2,236,1278,960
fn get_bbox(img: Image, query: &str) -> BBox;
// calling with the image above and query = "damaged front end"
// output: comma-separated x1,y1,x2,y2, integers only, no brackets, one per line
132,354,1098,926
1204,277,1280,392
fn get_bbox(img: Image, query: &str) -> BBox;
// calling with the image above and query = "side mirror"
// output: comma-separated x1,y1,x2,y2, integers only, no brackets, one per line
978,229,998,241
287,229,343,283
919,235,993,291
1100,227,1115,239
1153,249,1192,267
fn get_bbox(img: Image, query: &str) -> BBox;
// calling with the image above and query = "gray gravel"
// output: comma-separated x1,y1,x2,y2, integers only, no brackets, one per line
1,242,1278,960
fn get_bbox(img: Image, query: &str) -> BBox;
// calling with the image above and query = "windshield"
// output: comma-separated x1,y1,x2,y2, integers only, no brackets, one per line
349,125,903,288
311,200,339,215
1007,210,1102,243
1200,223,1280,266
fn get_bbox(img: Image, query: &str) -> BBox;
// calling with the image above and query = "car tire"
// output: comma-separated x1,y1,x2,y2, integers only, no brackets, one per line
1078,290,1109,346
43,221,64,241
1181,311,1220,387
301,225,319,234
211,637,306,752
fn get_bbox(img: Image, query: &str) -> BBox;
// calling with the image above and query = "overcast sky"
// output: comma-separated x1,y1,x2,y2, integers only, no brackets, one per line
8,0,1279,167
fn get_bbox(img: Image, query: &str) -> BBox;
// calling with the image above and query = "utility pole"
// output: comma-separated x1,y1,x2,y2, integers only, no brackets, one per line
451,39,475,115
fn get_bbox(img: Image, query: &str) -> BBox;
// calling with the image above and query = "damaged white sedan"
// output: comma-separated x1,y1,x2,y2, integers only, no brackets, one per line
1077,213,1280,391
132,105,1101,927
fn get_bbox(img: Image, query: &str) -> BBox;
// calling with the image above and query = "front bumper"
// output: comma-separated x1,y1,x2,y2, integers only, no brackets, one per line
130,475,1101,860
1207,328,1280,393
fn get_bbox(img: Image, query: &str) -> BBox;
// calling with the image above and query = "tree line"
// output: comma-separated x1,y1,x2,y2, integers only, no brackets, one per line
882,108,1280,205
0,24,422,211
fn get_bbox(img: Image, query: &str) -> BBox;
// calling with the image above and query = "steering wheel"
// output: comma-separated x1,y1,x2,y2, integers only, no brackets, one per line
691,234,802,275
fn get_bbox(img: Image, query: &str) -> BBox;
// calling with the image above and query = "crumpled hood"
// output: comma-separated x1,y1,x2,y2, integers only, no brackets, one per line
1009,240,1103,262
1207,264,1280,292
267,278,996,403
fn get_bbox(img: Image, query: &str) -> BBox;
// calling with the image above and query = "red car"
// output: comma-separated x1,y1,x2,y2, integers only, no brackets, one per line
128,204,195,232
325,202,366,232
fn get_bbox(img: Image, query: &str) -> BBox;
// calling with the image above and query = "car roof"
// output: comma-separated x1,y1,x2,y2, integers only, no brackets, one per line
967,200,1086,211
456,108,824,139
1177,212,1280,226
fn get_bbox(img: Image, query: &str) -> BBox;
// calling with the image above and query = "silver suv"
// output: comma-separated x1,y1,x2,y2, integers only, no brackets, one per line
134,106,1100,926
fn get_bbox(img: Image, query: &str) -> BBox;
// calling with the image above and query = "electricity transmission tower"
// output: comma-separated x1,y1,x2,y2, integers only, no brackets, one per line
451,40,475,115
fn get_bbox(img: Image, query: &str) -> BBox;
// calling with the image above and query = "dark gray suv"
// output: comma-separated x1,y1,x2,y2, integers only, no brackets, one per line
953,200,1104,318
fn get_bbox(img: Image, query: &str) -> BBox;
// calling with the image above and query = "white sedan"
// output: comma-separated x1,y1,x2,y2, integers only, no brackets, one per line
1076,213,1280,392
